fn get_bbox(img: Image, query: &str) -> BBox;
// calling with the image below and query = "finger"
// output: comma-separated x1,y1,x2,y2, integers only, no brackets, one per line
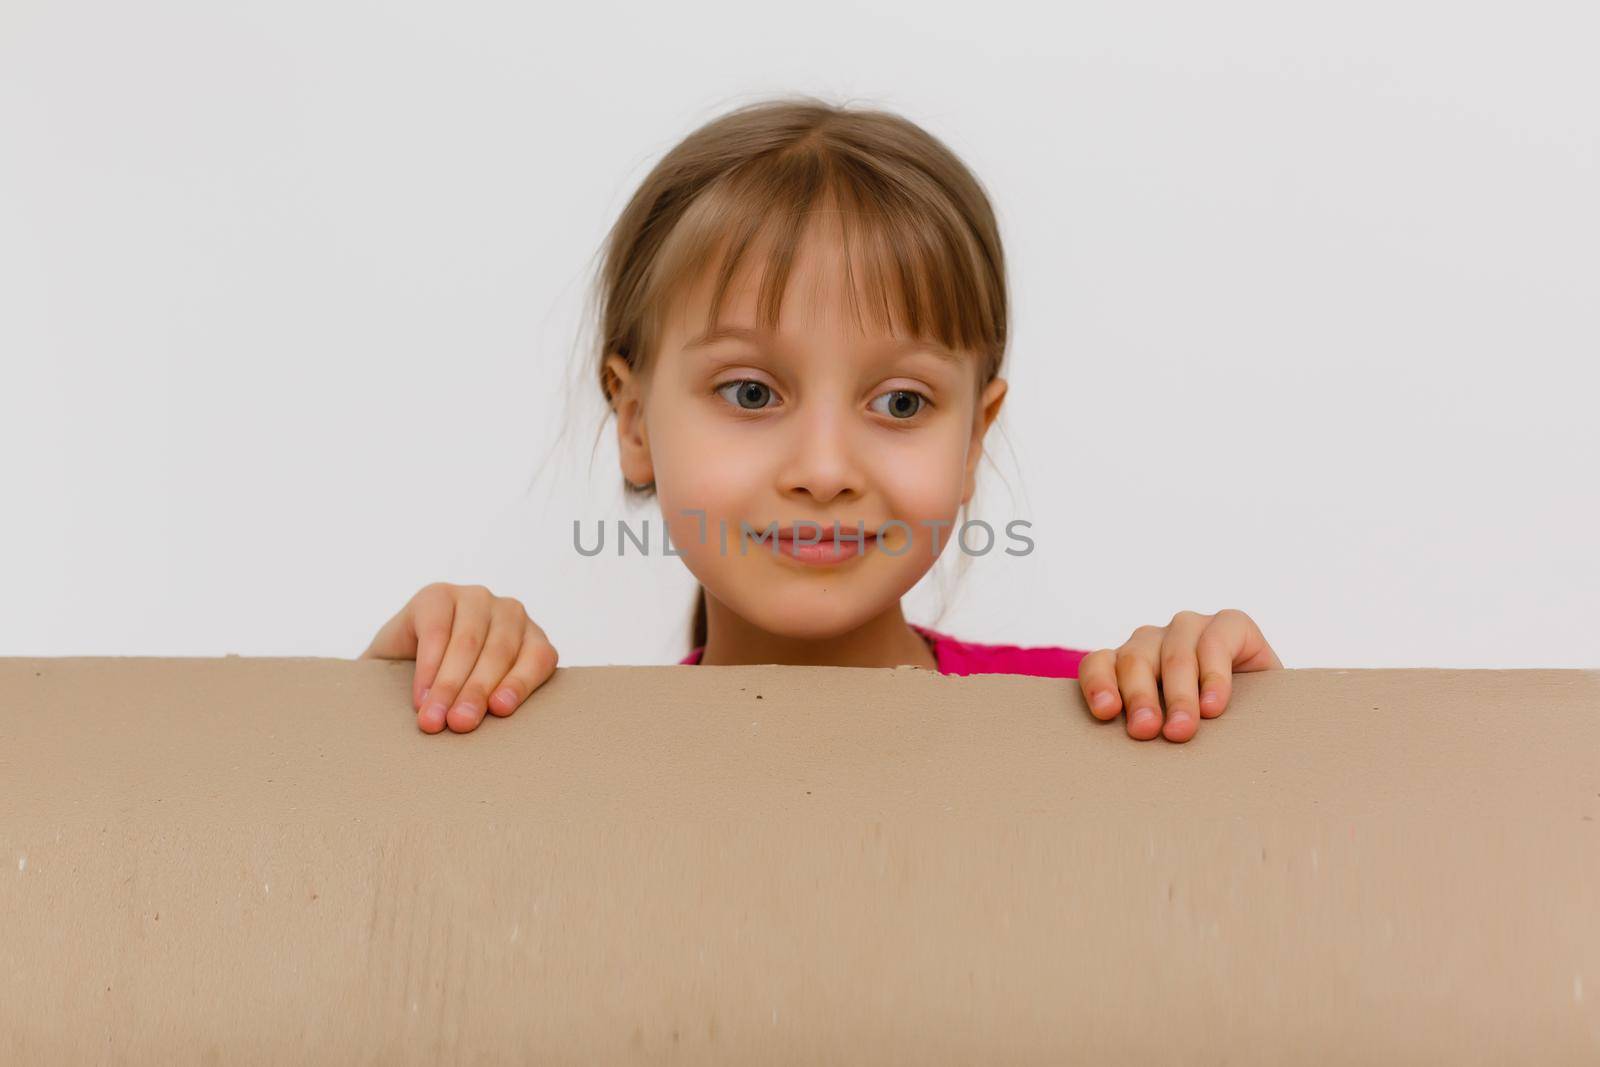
417,585,493,734
1114,626,1166,741
1197,608,1283,719
1076,649,1123,721
362,583,445,661
487,620,560,718
1196,614,1242,718
1156,611,1210,743
1213,607,1284,672
358,606,413,661
409,584,458,714
447,598,530,733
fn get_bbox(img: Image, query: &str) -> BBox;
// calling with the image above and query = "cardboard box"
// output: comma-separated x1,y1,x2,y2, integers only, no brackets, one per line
3,657,1597,1062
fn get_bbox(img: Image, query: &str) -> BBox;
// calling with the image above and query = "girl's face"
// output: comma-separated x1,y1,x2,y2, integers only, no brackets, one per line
606,221,1008,642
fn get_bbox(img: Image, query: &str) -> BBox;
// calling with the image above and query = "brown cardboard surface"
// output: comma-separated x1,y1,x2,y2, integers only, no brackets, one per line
2,657,1598,1063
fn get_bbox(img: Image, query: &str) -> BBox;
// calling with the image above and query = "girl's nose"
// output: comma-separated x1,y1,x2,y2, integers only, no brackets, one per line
777,401,865,503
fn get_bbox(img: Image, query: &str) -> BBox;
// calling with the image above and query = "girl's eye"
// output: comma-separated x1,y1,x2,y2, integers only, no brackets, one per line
715,381,929,419
869,389,928,420
716,379,777,411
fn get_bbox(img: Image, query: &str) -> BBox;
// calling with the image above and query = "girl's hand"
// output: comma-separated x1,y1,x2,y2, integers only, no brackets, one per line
359,583,559,735
1077,609,1281,743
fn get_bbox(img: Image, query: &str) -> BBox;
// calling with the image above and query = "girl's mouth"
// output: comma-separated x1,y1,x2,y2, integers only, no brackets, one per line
769,526,879,567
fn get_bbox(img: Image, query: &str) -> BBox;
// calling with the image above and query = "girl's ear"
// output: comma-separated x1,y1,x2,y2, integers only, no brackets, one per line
602,354,655,491
961,376,1008,506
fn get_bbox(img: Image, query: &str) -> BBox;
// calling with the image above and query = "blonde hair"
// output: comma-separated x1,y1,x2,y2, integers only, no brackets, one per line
582,93,1013,652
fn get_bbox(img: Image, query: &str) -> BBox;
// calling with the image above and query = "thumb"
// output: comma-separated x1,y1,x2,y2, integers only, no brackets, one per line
359,604,421,660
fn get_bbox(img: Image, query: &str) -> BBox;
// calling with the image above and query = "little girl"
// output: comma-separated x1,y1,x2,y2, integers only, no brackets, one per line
361,95,1282,743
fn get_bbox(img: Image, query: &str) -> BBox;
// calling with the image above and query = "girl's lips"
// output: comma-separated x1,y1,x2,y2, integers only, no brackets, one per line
771,532,877,566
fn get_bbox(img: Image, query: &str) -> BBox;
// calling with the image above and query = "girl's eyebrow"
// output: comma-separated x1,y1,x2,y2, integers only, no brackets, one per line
684,325,963,364
683,325,768,350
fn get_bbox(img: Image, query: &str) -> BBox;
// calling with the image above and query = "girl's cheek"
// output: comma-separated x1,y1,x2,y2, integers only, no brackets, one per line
655,472,752,561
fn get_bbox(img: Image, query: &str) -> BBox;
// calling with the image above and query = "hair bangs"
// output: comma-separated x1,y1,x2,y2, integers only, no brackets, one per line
640,152,1000,383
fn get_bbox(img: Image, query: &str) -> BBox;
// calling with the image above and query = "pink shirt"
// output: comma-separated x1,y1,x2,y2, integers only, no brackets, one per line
678,622,1087,679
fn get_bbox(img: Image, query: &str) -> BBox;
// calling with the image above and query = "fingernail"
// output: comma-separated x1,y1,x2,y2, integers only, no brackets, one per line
493,686,516,708
1092,691,1115,712
1168,710,1191,729
1131,707,1159,732
421,701,447,727
1201,690,1219,708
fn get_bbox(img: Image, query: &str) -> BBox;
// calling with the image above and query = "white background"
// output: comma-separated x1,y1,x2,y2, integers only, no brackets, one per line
3,0,1595,667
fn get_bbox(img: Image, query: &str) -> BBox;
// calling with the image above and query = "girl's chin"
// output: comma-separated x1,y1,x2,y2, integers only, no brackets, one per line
716,590,884,642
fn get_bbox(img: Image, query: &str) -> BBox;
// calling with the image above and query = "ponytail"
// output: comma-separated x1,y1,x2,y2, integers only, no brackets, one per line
690,584,708,650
